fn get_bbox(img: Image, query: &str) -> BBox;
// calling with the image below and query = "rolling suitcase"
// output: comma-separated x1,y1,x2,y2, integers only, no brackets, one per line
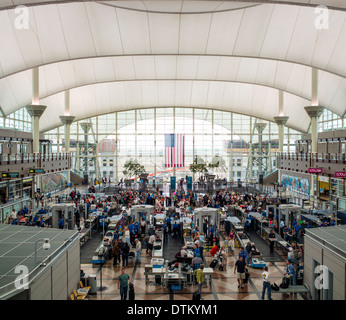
210,259,218,269
192,291,201,300
155,275,162,285
129,283,135,300
243,270,250,284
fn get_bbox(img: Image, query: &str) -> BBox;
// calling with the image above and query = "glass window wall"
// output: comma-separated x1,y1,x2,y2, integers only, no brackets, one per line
43,108,305,183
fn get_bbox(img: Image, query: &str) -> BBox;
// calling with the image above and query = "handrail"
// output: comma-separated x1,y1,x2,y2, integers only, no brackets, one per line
277,152,346,162
0,153,71,165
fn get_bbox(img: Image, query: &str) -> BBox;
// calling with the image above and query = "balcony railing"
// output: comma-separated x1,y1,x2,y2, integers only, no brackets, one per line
0,153,71,165
277,152,346,162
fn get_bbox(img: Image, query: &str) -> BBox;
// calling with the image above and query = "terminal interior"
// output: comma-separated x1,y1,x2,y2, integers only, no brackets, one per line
0,0,345,301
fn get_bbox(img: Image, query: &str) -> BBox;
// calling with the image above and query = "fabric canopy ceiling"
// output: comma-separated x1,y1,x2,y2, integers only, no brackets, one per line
0,0,345,133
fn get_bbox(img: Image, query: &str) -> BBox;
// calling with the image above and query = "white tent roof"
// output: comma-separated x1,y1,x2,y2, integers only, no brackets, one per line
0,1,345,133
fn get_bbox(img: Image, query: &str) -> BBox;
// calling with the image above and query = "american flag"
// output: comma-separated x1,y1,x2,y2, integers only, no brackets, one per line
164,134,185,168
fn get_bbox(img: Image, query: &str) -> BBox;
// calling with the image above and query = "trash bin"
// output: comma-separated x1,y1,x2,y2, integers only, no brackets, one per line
88,274,97,294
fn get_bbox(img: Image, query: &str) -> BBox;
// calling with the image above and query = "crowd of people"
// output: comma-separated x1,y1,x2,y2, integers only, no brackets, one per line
4,182,322,301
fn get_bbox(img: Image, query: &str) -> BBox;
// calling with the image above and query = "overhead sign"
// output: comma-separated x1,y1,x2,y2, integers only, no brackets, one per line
186,176,193,190
308,168,323,174
28,168,45,174
334,172,346,178
1,172,19,179
170,176,176,191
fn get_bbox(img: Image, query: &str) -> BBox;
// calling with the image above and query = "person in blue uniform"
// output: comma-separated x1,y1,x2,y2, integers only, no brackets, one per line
209,225,215,239
134,219,139,236
293,222,301,243
172,221,179,238
58,217,64,229
166,216,172,233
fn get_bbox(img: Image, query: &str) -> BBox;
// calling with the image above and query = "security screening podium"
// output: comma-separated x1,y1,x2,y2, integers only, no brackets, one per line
51,203,75,230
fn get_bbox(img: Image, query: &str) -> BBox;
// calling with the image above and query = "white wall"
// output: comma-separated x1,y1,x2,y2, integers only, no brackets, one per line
29,238,80,300
304,235,346,300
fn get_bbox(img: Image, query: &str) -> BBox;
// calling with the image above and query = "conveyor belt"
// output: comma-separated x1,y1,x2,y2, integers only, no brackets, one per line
163,232,184,262
247,231,284,263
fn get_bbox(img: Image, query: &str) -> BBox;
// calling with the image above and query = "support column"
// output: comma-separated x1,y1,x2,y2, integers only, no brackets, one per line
135,110,138,160
273,116,289,186
211,110,214,159
249,117,253,181
193,108,195,182
25,105,47,153
273,116,289,153
230,113,233,182
304,68,324,202
95,117,99,184
173,108,176,179
80,122,93,184
59,116,75,152
115,112,118,183
304,106,324,153
304,106,324,200
268,122,272,173
60,115,75,184
154,108,157,180
254,122,267,179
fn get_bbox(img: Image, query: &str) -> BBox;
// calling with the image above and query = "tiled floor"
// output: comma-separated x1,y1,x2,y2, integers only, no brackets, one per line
82,243,305,301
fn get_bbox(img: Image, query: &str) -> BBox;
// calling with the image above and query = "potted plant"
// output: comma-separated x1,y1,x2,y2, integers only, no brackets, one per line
208,155,226,182
189,155,208,182
123,159,146,185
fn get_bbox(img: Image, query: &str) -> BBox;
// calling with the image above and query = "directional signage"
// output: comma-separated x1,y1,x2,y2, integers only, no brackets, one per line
170,176,176,191
1,172,19,179
186,176,193,190
28,168,45,174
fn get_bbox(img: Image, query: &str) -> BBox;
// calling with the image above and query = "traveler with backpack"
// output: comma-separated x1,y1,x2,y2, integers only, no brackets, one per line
261,267,273,300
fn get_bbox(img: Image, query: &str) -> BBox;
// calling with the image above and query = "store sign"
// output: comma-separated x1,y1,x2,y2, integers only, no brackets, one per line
334,172,346,178
28,168,45,174
318,176,329,182
308,168,323,174
2,172,19,178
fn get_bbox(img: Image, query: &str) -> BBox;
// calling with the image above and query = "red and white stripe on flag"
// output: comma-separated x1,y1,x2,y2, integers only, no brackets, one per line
164,134,185,168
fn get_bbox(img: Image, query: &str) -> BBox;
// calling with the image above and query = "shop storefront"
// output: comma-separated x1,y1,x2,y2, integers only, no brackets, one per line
330,177,345,204
8,179,22,201
318,176,330,201
0,181,7,204
23,177,33,198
